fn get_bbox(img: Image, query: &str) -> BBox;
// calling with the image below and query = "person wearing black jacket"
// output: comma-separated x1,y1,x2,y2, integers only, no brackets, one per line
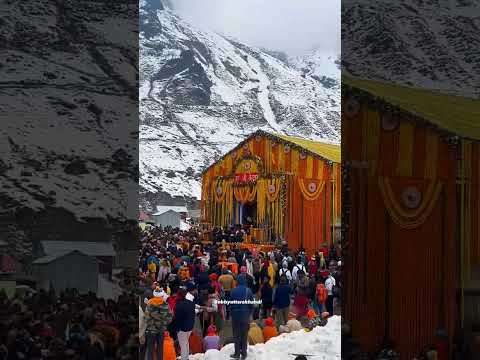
197,270,211,306
260,276,273,319
174,287,196,360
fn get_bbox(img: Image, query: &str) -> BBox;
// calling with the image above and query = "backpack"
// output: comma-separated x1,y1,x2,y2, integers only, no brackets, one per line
294,264,306,278
278,268,291,283
316,284,328,304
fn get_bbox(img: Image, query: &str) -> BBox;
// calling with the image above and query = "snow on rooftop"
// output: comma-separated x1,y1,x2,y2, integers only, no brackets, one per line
153,205,188,215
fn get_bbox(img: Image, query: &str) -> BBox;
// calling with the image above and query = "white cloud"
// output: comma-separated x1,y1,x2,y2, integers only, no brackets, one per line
171,0,340,56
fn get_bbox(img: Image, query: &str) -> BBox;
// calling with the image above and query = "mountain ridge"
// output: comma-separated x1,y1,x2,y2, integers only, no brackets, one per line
139,2,340,211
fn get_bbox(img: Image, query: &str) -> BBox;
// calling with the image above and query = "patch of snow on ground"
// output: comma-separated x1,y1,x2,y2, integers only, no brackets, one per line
191,316,341,360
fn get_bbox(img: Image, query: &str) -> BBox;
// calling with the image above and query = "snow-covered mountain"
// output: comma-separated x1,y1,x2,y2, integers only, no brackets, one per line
0,0,138,259
342,0,480,97
292,49,340,90
139,0,340,210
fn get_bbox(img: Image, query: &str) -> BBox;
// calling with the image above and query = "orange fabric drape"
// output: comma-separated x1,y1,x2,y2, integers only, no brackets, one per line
271,142,280,172
325,167,332,246
343,101,458,360
284,147,292,172
253,136,264,159
298,154,307,177
201,134,340,256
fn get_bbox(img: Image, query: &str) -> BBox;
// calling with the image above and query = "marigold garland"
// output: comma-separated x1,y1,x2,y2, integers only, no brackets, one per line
298,178,325,201
378,177,443,229
257,179,267,224
234,185,256,204
214,180,226,203
265,178,281,202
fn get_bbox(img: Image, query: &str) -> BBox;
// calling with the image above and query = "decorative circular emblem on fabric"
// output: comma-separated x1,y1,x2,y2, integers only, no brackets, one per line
300,152,307,159
401,186,422,209
216,186,223,195
308,182,317,193
381,113,399,131
268,184,276,194
345,97,360,118
244,162,251,170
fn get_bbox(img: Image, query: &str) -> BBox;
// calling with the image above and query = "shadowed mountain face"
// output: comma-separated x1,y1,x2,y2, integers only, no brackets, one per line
1,0,139,259
139,0,340,211
342,0,480,97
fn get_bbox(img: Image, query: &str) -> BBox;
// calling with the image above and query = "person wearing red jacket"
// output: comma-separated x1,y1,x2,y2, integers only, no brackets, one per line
293,292,309,318
307,256,318,277
209,273,221,295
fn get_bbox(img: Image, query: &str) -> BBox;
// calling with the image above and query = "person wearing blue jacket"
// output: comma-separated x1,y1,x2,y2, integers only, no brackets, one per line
273,275,293,327
229,274,254,359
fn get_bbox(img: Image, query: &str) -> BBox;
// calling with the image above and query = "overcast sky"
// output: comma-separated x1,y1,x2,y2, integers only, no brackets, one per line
171,0,340,56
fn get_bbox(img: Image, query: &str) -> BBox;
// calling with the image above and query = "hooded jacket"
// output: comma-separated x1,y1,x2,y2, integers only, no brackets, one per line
229,274,254,322
247,322,264,345
145,297,173,333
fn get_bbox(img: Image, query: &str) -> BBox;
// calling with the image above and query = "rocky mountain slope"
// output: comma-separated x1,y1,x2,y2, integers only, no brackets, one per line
139,0,340,210
0,0,138,259
342,0,480,97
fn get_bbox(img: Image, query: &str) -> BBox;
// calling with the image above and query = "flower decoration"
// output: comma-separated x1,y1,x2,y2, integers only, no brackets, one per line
381,113,399,131
401,186,422,209
344,97,360,118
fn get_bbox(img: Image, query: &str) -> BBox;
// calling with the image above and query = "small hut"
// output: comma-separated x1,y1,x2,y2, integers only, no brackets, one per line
32,250,98,294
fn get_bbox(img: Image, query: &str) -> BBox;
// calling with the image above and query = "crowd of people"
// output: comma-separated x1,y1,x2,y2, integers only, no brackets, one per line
0,222,342,360
138,224,343,360
0,287,138,360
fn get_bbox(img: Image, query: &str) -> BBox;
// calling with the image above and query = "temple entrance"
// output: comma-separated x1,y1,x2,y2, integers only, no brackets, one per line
242,201,257,227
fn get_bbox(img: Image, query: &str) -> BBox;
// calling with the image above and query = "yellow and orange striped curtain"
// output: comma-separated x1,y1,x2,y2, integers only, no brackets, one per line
211,178,234,228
